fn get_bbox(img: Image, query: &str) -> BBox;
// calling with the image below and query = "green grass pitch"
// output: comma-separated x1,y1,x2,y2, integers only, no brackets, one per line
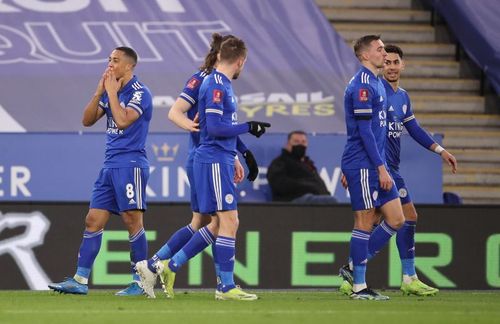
1,290,499,324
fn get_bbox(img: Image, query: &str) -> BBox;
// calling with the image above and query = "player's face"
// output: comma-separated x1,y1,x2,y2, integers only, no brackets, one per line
366,40,387,69
383,52,404,82
233,56,247,80
107,50,133,79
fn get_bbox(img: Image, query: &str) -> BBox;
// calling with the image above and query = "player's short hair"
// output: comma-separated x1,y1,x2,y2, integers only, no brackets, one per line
219,37,247,63
200,33,235,74
384,44,404,59
115,46,138,66
287,130,307,141
353,35,381,61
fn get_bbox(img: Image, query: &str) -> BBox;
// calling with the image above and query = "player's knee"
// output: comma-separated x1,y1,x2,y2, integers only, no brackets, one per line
387,216,405,230
84,211,105,231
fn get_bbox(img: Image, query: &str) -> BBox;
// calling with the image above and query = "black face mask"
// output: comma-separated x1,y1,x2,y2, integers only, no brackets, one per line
291,144,306,159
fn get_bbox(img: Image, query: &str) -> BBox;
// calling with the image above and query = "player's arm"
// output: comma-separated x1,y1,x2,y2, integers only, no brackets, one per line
168,98,199,132
352,87,392,190
82,71,106,127
204,86,251,137
403,98,457,173
104,71,140,129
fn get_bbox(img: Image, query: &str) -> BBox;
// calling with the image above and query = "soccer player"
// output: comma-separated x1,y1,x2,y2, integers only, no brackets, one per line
48,47,153,295
135,33,260,298
340,35,405,300
161,36,269,301
340,44,457,296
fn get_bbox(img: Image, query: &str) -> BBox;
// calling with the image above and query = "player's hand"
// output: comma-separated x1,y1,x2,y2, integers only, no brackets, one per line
193,112,200,124
94,68,108,96
377,165,393,191
441,150,457,174
243,150,258,181
341,173,348,189
247,121,271,138
234,158,245,183
104,70,121,94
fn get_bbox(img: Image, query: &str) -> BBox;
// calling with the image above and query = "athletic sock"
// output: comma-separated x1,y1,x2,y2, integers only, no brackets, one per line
129,228,148,282
168,226,215,272
215,236,236,292
350,229,370,292
368,220,397,260
147,225,195,273
397,221,417,277
74,229,103,285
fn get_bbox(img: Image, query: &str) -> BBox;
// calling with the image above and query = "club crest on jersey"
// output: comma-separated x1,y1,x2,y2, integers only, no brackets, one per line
402,104,408,114
399,188,408,198
213,89,223,104
225,194,234,204
359,89,369,102
187,77,200,89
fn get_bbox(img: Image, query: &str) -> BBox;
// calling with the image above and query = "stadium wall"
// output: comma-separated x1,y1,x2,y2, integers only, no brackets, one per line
0,203,499,290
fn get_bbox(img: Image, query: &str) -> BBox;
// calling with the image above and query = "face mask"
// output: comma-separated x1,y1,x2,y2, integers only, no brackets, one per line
291,144,306,159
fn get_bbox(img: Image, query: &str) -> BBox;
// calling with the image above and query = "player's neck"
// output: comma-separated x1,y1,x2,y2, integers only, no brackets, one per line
216,65,234,81
386,78,399,92
362,62,380,77
119,73,134,90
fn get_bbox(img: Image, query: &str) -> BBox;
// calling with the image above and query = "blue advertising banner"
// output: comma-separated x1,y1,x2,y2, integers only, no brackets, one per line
0,133,443,203
0,0,357,133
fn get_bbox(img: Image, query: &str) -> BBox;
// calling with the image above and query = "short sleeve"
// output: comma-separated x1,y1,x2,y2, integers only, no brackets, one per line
127,90,151,116
179,73,204,105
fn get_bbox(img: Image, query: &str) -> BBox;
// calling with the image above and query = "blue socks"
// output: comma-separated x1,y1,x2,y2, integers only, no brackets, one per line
350,229,370,286
168,226,215,272
397,221,417,276
148,224,195,273
75,229,103,284
129,228,148,281
215,236,236,292
212,242,221,285
368,220,397,260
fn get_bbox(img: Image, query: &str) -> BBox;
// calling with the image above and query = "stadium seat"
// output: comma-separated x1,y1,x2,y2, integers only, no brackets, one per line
443,191,463,205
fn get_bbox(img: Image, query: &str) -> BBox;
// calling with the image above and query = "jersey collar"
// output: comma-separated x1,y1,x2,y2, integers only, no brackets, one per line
214,69,232,84
119,75,138,94
360,66,379,80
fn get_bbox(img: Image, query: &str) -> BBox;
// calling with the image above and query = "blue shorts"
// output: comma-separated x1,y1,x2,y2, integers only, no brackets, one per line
193,161,237,214
186,165,199,213
390,169,412,205
90,167,149,215
343,168,399,211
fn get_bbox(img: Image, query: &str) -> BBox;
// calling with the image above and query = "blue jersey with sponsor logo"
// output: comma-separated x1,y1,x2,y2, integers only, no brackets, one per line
178,70,209,156
382,78,414,170
98,75,153,168
341,66,388,170
196,70,239,164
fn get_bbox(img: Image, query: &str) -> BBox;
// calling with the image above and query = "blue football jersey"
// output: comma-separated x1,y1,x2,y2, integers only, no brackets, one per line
196,70,240,164
179,70,209,156
98,75,153,168
341,67,388,170
382,78,415,169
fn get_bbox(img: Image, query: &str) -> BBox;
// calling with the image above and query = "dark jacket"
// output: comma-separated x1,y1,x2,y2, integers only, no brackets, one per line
267,149,330,201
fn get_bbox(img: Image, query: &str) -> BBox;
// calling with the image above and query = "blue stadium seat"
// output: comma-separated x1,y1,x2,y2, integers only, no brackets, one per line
443,192,463,205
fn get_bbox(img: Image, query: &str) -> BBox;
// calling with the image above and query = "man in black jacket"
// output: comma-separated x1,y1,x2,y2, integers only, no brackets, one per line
267,131,337,204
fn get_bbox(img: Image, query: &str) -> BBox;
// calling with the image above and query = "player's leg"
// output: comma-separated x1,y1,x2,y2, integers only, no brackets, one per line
113,167,149,296
398,201,439,296
147,164,211,268
150,162,221,298
342,168,390,300
48,169,115,294
367,183,404,260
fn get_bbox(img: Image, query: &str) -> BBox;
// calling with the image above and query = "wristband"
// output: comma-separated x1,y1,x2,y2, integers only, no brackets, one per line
434,145,445,154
